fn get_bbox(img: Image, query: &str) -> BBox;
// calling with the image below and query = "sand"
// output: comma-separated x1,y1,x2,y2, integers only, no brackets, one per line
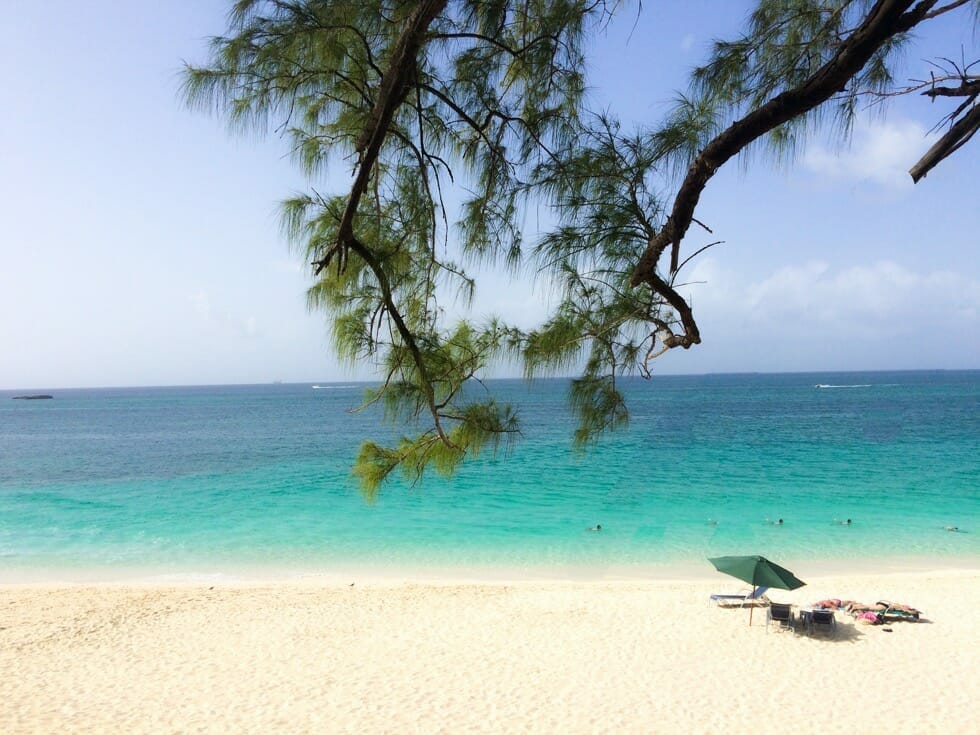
1,567,977,734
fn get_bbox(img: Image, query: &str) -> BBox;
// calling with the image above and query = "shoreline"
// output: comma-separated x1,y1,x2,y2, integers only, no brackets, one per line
3,553,978,586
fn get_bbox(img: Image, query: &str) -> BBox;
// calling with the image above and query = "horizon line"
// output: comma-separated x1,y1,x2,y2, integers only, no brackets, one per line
3,366,978,393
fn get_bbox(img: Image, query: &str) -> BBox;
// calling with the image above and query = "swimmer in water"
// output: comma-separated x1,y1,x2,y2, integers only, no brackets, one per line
588,524,602,532
944,525,959,532
766,518,784,525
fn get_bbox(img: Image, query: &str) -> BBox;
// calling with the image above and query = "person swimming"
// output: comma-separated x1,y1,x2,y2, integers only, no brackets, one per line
588,524,602,532
766,518,784,525
944,525,959,532
835,518,852,526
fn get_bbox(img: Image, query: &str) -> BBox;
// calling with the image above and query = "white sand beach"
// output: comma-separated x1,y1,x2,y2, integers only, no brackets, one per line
1,567,977,734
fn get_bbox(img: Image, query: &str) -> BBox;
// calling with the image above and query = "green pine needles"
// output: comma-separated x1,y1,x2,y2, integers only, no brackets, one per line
183,0,978,496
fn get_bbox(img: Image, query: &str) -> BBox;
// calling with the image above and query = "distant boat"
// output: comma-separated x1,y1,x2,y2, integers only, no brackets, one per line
312,385,323,389
12,394,53,400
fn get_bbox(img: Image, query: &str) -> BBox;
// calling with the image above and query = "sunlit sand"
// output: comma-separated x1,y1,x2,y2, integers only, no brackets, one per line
1,567,976,733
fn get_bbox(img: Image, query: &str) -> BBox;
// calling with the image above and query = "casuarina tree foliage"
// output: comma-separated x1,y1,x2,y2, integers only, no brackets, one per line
184,0,978,496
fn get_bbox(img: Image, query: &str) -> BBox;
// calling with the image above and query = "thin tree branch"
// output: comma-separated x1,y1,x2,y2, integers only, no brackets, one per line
346,236,455,447
922,79,980,97
673,240,724,278
427,31,558,58
315,0,448,276
909,102,980,180
918,0,972,21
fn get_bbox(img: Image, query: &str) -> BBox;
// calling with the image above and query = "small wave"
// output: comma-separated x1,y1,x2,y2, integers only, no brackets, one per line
815,384,872,389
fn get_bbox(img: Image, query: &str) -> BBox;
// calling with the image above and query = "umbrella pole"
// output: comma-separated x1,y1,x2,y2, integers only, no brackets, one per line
749,585,756,626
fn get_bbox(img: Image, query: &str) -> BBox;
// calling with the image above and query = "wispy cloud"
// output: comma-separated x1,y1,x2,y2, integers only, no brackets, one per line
687,258,980,339
803,118,937,188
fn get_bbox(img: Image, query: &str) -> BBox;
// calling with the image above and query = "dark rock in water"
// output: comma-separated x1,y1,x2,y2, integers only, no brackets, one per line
12,395,53,400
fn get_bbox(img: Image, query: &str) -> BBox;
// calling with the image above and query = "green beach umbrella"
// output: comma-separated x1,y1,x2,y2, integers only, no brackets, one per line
708,555,806,625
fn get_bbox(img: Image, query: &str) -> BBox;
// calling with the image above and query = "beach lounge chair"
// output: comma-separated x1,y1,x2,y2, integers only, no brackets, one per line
877,601,921,623
710,586,770,608
766,602,795,633
808,608,836,636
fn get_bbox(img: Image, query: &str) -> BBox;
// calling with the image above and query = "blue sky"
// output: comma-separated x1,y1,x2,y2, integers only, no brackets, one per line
1,1,976,390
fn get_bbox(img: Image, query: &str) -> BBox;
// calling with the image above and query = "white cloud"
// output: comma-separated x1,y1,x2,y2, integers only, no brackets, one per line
686,257,980,339
803,118,936,188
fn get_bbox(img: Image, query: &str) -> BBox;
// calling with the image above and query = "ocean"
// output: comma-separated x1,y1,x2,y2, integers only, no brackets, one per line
1,371,977,579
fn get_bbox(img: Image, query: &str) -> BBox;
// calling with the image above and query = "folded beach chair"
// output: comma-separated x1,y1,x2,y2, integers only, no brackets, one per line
710,586,770,608
766,602,795,633
808,608,836,636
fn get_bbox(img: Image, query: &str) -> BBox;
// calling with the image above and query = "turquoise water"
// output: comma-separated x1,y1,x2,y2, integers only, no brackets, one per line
1,372,977,577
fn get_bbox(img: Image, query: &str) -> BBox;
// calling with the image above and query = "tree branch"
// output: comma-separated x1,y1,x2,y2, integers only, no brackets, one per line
922,79,980,98
626,0,955,355
918,0,972,21
909,102,980,181
647,271,701,348
427,31,558,59
345,236,454,447
314,0,448,275
633,0,935,288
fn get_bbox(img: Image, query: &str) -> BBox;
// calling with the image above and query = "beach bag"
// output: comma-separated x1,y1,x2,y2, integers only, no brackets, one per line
856,611,880,625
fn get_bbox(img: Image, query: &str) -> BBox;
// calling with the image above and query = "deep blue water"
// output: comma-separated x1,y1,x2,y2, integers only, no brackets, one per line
1,371,977,576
